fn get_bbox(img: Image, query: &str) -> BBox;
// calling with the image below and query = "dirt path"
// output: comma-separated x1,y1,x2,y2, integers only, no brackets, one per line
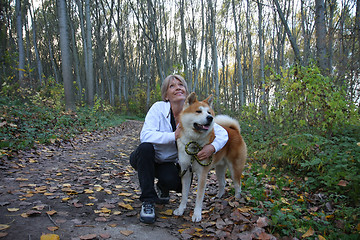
0,120,275,240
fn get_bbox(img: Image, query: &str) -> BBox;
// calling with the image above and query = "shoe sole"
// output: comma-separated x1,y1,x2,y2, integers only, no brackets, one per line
140,216,156,224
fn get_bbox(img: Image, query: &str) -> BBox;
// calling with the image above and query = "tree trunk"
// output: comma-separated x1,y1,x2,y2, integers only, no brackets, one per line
207,0,219,111
258,0,267,116
29,4,43,85
180,0,189,85
246,0,255,103
273,0,301,64
58,0,75,110
16,0,25,86
85,0,94,107
315,0,328,73
232,0,244,108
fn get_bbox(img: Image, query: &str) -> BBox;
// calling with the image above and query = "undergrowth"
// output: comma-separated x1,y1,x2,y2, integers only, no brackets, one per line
241,120,360,239
0,88,135,157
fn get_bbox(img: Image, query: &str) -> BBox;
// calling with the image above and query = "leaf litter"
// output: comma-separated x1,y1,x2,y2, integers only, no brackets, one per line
0,119,342,239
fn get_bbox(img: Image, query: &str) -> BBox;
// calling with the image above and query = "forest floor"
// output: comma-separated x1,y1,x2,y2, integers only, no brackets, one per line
0,120,276,240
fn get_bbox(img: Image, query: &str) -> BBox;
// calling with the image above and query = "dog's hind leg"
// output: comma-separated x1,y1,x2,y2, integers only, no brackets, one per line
227,163,243,199
215,163,227,198
173,169,192,217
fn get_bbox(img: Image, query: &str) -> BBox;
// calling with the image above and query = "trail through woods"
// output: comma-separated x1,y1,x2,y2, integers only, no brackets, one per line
0,120,275,239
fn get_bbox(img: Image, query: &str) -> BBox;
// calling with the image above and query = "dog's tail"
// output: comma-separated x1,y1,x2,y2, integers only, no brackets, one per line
215,115,241,133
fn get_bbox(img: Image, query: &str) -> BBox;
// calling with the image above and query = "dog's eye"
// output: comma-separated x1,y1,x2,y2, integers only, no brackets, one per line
196,110,202,113
207,111,211,114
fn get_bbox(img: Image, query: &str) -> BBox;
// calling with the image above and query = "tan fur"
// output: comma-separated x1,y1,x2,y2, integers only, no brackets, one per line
173,93,247,222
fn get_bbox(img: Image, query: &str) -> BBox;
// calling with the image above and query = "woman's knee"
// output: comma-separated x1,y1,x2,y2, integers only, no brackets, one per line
137,142,155,156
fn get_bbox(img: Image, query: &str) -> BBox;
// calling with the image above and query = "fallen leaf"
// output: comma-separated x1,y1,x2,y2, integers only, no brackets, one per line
0,224,10,230
302,226,314,238
318,235,326,240
256,217,269,228
46,210,57,216
99,233,111,239
7,208,20,212
120,230,134,236
40,234,60,240
79,234,97,240
47,226,59,231
0,232,8,237
118,202,133,210
337,180,349,187
159,209,173,216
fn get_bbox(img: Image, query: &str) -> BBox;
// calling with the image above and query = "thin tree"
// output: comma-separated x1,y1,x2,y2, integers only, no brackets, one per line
85,0,94,107
315,0,328,73
16,0,25,86
273,0,301,64
58,0,75,110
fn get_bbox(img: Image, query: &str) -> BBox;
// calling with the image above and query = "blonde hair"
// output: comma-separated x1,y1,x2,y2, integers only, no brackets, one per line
161,74,189,101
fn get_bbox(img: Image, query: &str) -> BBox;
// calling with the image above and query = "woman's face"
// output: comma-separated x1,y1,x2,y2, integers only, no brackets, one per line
166,78,187,103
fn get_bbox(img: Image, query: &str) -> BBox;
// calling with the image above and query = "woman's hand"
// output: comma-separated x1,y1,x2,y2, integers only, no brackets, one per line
197,144,215,160
175,125,182,140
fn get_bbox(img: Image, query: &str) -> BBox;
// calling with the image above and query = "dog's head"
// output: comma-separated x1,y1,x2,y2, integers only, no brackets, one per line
180,92,215,134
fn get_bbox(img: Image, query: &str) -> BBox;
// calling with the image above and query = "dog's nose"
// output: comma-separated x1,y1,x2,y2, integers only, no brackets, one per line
206,115,213,122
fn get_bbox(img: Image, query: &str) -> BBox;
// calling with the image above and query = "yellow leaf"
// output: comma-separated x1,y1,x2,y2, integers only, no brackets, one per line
94,184,104,191
112,211,121,215
318,235,326,240
46,210,57,216
159,209,173,216
238,206,252,213
21,213,29,218
356,223,360,231
118,202,133,210
100,208,111,213
86,203,94,206
123,198,134,202
62,183,71,188
84,189,94,194
88,196,96,200
281,197,291,205
0,224,10,231
62,197,70,202
120,230,134,236
118,192,132,197
104,189,112,194
40,234,60,240
302,226,314,238
16,178,28,181
7,208,20,212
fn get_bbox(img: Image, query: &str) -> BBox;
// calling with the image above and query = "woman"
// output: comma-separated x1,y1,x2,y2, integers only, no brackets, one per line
130,74,228,224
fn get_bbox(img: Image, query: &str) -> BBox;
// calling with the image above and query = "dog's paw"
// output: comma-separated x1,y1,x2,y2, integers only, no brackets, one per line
173,208,184,216
192,212,202,222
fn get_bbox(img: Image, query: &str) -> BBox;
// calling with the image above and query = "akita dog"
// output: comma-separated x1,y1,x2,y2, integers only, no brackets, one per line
173,92,247,222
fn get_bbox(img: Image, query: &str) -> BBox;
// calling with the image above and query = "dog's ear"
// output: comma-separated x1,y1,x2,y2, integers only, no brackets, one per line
204,94,213,108
185,92,197,107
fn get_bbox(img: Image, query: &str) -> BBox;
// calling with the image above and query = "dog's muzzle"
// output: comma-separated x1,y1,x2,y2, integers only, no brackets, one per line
193,115,213,131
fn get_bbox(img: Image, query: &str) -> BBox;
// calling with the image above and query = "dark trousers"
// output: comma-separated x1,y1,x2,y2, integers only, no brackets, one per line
130,142,181,202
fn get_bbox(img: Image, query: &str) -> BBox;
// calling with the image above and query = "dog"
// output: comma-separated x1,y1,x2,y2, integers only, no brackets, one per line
173,92,247,222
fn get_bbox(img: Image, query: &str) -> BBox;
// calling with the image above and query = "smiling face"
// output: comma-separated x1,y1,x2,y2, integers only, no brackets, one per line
165,78,187,103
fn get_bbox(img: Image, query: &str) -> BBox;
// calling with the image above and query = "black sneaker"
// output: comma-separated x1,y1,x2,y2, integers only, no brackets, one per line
140,202,155,224
155,183,170,204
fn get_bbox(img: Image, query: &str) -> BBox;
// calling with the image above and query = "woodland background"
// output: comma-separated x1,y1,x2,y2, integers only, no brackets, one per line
0,0,360,238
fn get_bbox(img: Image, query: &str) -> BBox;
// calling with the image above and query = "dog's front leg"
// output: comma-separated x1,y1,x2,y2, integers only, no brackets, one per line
192,166,209,222
173,167,192,216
